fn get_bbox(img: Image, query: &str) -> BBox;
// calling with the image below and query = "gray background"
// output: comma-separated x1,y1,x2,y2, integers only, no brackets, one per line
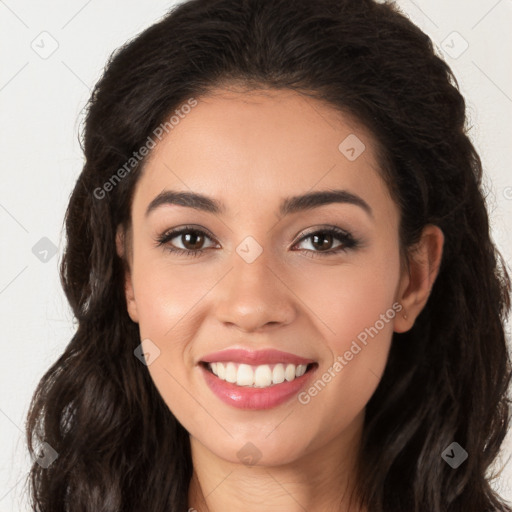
1,0,511,509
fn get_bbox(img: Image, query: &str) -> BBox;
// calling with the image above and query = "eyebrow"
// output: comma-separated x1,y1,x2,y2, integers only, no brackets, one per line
145,189,373,219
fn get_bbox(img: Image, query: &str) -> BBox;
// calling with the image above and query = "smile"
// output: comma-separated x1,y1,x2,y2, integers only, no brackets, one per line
198,349,318,409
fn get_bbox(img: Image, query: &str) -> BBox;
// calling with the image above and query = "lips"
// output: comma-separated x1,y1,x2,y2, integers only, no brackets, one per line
198,348,318,409
200,348,315,366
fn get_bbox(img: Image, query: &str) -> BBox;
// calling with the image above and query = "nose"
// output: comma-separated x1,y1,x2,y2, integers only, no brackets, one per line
213,250,297,333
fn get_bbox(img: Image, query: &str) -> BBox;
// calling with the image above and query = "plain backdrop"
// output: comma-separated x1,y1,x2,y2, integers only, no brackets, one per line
1,0,511,510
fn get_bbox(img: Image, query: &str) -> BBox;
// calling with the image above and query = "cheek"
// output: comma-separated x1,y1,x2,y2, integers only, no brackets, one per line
294,243,401,350
295,245,400,409
132,252,209,342
131,258,207,424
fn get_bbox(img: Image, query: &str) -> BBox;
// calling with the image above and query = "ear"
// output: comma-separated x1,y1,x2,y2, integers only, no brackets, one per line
115,225,139,324
394,224,444,333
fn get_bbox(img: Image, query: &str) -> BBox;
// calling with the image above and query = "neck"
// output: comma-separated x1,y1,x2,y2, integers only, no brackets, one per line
187,413,367,512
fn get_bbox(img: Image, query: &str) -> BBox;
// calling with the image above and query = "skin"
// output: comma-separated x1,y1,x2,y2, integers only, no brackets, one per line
116,87,444,512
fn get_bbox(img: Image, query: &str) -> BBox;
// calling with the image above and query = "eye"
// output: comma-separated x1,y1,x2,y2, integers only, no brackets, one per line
155,225,359,258
155,226,218,257
291,226,359,258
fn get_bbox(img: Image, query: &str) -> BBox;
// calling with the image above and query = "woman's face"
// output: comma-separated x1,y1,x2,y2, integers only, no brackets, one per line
118,87,410,467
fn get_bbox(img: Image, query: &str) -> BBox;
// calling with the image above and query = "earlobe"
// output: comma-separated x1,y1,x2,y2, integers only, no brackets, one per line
116,225,139,324
394,224,444,333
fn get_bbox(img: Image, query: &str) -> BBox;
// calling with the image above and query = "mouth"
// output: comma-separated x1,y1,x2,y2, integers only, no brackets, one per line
199,361,318,388
198,356,319,410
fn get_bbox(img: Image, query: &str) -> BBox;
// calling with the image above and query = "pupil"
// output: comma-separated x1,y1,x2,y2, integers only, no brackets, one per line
312,233,332,250
184,232,203,250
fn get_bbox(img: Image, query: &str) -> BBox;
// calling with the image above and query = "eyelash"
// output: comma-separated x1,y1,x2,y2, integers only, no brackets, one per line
155,225,359,259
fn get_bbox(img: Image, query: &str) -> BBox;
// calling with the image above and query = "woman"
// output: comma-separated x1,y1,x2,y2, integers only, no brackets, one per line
25,0,512,510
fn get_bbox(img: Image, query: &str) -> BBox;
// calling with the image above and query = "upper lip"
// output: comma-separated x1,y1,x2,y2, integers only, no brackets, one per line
200,348,315,366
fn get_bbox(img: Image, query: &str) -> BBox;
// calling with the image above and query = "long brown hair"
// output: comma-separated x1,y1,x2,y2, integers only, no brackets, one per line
26,0,512,510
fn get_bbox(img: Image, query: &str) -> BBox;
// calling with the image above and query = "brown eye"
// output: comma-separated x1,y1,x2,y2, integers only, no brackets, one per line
180,231,206,251
156,226,218,256
292,226,359,258
310,232,335,251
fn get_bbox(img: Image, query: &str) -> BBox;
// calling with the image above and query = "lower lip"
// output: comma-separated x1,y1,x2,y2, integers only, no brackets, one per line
200,364,318,410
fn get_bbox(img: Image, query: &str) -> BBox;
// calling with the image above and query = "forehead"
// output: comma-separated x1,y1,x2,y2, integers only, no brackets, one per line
133,87,395,222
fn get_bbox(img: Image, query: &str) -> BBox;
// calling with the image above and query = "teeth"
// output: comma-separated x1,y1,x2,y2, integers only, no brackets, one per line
272,363,285,384
285,363,296,381
295,364,307,377
254,365,272,387
225,362,237,383
216,362,225,379
207,362,309,388
237,364,254,386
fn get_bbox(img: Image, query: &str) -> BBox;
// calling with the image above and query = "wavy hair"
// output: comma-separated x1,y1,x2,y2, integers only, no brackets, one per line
25,0,512,510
